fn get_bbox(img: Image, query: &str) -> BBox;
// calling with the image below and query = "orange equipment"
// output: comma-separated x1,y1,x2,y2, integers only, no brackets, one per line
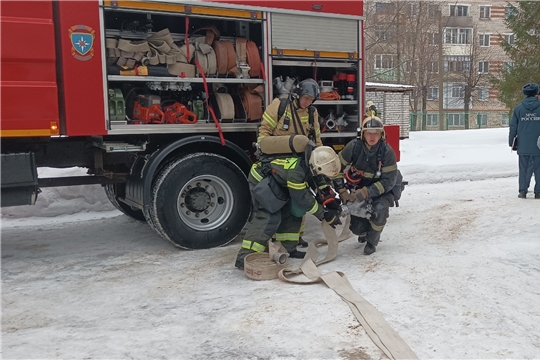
163,103,198,124
132,95,165,124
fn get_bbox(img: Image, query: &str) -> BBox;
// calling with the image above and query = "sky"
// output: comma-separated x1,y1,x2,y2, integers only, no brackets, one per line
2,127,540,359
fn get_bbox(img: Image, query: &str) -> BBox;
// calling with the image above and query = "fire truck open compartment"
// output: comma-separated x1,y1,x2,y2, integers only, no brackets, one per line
102,4,266,133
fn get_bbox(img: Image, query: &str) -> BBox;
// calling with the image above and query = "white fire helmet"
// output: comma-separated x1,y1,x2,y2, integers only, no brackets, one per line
309,146,341,179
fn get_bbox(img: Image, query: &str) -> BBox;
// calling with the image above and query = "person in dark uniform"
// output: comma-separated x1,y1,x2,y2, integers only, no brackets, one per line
334,116,398,255
509,83,540,199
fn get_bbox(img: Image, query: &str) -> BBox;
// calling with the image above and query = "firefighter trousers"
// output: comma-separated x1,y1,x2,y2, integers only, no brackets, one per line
349,193,394,247
235,200,303,267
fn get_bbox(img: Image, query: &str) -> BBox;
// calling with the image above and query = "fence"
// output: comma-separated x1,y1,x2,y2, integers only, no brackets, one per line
409,111,511,131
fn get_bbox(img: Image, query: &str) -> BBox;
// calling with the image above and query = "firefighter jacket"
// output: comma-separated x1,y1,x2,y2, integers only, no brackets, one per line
258,98,323,146
249,156,325,219
338,139,398,199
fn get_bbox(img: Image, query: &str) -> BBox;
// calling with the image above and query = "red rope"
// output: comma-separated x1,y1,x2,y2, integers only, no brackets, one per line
195,60,226,146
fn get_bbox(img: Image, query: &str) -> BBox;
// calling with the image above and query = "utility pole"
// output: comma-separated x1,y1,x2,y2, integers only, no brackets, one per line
438,6,445,131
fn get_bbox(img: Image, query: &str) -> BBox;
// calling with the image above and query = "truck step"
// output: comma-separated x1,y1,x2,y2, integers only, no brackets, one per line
92,141,147,153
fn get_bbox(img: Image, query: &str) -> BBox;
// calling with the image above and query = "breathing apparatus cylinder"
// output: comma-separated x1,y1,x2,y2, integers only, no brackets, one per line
259,134,310,155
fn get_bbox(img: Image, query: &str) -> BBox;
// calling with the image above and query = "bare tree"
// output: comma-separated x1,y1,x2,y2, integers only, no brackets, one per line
364,1,441,130
443,27,498,129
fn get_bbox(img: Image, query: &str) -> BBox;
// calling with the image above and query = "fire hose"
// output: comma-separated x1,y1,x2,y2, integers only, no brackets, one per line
244,215,418,359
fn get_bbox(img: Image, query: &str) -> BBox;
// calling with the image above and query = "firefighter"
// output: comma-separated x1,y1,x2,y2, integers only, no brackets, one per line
234,145,342,270
258,78,323,146
258,78,324,248
364,100,378,119
334,116,398,255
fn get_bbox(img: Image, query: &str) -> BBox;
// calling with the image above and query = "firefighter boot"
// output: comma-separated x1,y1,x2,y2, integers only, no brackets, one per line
298,237,309,248
289,249,306,259
235,248,255,270
364,242,376,255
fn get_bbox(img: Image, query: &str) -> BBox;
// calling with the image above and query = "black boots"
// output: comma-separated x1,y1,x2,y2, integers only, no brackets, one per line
298,237,309,247
364,242,376,255
535,193,540,199
518,192,527,199
289,250,306,259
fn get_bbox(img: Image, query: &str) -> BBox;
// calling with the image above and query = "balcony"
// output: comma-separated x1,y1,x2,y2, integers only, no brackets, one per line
444,16,473,28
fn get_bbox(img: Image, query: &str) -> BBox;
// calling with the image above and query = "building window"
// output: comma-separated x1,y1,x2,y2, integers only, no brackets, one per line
375,2,395,14
448,113,465,126
478,87,489,101
374,54,395,69
479,34,490,47
428,87,439,100
427,114,439,126
450,5,469,17
478,113,488,126
444,56,471,72
428,32,440,45
478,61,489,74
504,34,515,45
407,3,418,17
444,28,472,45
428,4,440,17
428,61,439,73
503,61,514,72
501,114,509,126
375,25,393,42
505,5,516,19
479,6,491,19
451,83,465,98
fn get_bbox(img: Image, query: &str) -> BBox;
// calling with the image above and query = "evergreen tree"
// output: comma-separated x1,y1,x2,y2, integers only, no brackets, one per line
495,2,540,111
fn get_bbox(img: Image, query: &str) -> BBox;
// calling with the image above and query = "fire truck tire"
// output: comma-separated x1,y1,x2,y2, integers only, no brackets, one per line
148,152,250,249
104,183,146,222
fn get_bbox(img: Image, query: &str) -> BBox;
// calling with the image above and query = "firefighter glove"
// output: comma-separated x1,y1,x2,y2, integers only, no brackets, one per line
338,188,357,203
355,187,369,203
323,208,342,228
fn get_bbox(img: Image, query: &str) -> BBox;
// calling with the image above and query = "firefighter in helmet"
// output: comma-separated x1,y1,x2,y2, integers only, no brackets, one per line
259,78,323,146
364,100,378,119
334,116,398,255
258,78,324,249
235,144,342,270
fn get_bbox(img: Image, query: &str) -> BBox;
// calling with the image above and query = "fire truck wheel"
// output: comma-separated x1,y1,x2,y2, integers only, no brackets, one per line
104,183,146,222
149,152,250,249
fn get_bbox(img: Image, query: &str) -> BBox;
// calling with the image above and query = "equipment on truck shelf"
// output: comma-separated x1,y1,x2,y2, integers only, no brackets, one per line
132,95,164,124
163,102,198,124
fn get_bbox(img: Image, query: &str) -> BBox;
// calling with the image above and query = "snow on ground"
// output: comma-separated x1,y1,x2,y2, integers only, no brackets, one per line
2,128,540,359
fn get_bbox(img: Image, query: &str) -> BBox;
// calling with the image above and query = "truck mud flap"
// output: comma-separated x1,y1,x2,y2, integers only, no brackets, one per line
1,153,39,207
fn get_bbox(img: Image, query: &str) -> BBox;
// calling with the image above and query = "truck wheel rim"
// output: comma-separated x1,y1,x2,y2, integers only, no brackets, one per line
177,175,234,231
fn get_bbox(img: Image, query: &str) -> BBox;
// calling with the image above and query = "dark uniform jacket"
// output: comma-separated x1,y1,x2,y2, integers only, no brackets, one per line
509,97,540,156
338,139,398,199
249,156,325,219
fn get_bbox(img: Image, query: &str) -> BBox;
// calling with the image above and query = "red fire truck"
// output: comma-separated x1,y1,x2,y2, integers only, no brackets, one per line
1,0,397,249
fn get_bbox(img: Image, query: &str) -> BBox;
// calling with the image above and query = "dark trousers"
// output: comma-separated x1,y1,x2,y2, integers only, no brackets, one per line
518,155,540,194
349,193,394,247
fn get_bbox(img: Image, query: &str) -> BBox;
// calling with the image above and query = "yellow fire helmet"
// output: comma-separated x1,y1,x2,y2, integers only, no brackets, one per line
361,115,386,139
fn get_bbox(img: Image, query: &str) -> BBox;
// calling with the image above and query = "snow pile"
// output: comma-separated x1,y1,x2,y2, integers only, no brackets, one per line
1,167,116,219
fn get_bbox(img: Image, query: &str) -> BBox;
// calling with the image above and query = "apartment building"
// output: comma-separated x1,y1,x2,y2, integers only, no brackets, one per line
365,1,516,130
